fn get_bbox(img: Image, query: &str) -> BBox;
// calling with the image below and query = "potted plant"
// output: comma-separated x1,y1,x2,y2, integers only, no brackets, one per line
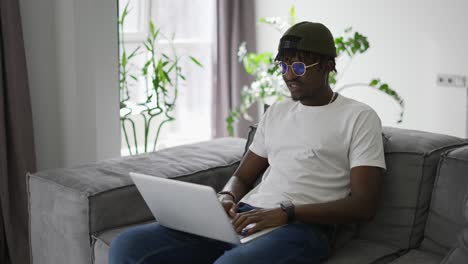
119,1,202,155
227,6,404,136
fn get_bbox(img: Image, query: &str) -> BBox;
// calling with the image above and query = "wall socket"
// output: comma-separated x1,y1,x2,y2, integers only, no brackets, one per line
436,74,467,87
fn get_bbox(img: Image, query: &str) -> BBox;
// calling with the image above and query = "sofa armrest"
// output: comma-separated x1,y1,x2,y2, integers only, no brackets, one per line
28,137,246,264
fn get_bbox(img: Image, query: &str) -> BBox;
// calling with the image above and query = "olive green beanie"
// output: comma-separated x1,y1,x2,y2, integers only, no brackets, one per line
278,21,337,57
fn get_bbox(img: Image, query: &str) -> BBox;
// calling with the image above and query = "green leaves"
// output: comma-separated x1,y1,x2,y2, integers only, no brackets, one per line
119,2,130,25
351,32,369,53
121,50,127,67
243,52,273,75
329,71,337,86
141,61,151,76
335,28,370,57
369,79,379,87
189,56,203,68
369,79,395,97
289,6,296,25
130,74,138,81
118,1,203,154
368,78,405,123
148,20,160,41
149,21,156,37
226,108,241,137
228,5,406,136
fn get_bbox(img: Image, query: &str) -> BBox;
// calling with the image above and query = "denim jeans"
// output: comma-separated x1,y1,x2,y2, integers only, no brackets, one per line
109,203,331,264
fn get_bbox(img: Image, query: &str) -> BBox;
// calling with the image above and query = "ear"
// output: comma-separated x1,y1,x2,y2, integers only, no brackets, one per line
321,60,335,84
318,59,334,74
319,60,333,78
325,60,335,73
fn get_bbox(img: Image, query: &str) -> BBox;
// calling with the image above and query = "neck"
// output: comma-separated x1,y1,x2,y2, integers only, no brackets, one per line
300,86,335,106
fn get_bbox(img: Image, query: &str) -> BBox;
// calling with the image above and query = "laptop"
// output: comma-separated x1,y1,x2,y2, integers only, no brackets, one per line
129,172,282,244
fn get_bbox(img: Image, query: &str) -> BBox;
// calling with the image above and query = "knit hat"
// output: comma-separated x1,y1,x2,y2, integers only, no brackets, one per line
278,21,337,57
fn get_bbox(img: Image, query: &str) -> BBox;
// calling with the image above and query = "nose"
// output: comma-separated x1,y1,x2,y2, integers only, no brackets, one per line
283,65,296,80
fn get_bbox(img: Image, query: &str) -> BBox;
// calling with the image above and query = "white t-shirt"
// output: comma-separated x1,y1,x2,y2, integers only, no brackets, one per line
240,93,386,209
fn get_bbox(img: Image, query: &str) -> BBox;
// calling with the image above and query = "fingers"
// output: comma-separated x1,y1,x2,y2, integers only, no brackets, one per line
245,221,265,236
220,200,236,216
232,211,263,233
236,216,262,233
232,209,256,224
229,203,237,217
230,208,286,235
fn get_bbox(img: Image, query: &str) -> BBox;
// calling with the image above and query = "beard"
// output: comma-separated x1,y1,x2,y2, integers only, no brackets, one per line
290,92,303,101
291,95,300,101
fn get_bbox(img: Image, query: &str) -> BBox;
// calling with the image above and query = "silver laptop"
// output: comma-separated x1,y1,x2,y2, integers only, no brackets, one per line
129,172,282,244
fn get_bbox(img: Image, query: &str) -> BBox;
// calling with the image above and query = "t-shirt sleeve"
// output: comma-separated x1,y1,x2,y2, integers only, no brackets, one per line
248,107,270,158
349,109,386,170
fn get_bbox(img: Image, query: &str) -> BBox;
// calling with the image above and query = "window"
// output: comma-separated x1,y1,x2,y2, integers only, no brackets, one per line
119,0,215,155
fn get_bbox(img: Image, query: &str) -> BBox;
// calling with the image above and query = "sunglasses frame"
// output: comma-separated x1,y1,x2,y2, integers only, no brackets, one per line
277,61,319,76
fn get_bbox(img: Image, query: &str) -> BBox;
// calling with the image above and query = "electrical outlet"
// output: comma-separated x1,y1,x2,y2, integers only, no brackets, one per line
437,74,467,87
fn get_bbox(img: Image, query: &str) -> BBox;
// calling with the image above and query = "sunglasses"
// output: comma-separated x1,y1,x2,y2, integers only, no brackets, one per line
277,61,319,76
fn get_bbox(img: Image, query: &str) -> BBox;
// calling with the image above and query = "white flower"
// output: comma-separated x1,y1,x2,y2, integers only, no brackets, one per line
237,42,247,62
251,81,260,92
263,17,290,33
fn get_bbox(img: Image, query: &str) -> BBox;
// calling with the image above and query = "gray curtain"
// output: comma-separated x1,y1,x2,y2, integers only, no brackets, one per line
213,0,258,138
0,0,37,263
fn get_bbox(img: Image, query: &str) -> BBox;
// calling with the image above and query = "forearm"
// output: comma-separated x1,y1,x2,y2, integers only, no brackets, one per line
221,176,253,203
295,195,377,225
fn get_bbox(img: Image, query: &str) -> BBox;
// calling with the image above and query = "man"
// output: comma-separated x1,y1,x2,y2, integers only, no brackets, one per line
109,21,386,264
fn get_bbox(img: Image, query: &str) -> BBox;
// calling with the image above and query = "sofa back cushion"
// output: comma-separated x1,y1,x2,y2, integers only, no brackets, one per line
421,145,468,255
440,185,468,264
31,138,247,235
245,124,466,249
357,128,465,249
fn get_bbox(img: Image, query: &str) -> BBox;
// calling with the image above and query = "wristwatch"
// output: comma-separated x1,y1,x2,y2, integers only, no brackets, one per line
280,200,295,222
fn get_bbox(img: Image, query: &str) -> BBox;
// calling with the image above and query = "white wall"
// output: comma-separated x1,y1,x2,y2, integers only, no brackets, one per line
19,0,120,170
16,0,468,171
255,0,468,138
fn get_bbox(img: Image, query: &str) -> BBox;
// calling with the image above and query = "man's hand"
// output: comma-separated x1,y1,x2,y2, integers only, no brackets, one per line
218,195,237,218
231,208,288,236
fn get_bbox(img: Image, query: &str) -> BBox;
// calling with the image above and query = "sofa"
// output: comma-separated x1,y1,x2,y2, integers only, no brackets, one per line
28,125,468,264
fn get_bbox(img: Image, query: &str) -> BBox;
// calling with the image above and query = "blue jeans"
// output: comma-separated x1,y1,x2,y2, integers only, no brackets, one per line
109,203,332,264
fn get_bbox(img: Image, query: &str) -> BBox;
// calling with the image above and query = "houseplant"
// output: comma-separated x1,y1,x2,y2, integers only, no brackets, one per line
119,1,202,155
227,6,404,136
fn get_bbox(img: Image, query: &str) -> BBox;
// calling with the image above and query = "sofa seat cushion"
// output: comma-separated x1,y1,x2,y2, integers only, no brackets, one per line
441,229,468,264
95,226,400,264
92,222,154,264
324,239,400,264
388,249,443,264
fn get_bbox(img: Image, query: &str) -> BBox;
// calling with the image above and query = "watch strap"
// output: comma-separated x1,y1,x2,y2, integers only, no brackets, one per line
218,191,236,202
280,201,295,222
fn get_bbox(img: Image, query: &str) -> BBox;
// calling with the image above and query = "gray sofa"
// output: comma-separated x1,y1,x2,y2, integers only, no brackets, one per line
28,126,468,264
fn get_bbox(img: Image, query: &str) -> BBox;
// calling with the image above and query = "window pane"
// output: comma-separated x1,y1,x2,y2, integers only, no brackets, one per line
152,0,215,40
119,0,215,155
119,1,148,34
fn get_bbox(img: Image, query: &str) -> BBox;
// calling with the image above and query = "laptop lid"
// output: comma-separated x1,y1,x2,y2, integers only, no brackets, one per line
129,172,241,244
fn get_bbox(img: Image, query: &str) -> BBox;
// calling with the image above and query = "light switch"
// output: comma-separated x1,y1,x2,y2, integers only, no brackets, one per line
437,74,467,88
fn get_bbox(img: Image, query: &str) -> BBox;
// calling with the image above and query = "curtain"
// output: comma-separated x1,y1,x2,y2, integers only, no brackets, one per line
213,0,258,138
0,0,37,263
